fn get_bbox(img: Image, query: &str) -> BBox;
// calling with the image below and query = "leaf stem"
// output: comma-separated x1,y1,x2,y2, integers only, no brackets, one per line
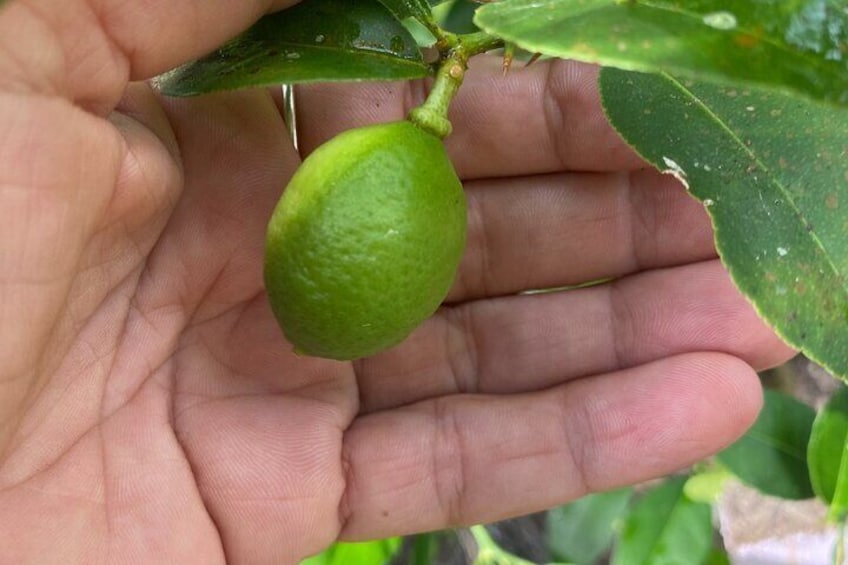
469,525,537,565
457,31,505,59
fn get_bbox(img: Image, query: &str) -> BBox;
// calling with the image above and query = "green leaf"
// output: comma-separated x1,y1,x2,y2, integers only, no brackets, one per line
703,548,731,565
684,466,732,505
376,0,431,21
469,525,537,565
156,0,428,96
829,450,848,521
611,477,713,565
411,533,439,565
715,389,815,499
439,0,480,34
546,488,633,565
599,67,848,380
475,0,848,107
301,538,402,565
808,385,848,519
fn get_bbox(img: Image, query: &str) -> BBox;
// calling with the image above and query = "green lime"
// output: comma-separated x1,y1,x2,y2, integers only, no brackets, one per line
264,120,466,360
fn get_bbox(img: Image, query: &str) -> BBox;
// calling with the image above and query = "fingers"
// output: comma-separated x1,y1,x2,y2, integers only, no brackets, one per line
296,57,645,179
173,392,352,563
447,57,645,177
341,352,763,539
355,260,795,412
140,89,297,323
111,89,297,409
448,168,715,302
1,0,297,108
0,92,124,428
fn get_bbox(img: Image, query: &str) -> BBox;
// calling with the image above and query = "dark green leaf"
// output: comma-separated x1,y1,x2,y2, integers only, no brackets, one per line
808,385,848,518
475,0,848,107
440,0,480,34
546,488,633,565
611,477,713,565
301,538,402,565
411,533,439,565
714,390,815,499
156,0,428,96
599,67,848,380
704,548,731,565
377,0,431,21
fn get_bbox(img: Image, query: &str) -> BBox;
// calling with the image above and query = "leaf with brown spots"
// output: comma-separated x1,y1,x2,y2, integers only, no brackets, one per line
601,68,848,380
475,0,848,107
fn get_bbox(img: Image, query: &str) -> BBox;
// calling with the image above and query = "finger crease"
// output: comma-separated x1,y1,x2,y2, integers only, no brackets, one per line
541,61,571,172
560,392,591,496
431,399,467,527
337,438,355,535
442,306,478,394
623,171,643,273
605,283,628,371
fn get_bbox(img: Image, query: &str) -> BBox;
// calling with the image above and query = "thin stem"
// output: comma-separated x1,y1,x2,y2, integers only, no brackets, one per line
457,31,505,58
408,31,504,138
408,50,466,138
469,525,537,565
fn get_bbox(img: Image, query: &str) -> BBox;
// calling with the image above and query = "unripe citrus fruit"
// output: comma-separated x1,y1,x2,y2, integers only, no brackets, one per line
264,120,466,360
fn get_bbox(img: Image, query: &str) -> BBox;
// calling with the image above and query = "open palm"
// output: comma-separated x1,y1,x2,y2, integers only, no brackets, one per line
0,1,794,563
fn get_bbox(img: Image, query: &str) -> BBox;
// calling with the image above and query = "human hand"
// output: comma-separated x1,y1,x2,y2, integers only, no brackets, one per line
0,1,794,563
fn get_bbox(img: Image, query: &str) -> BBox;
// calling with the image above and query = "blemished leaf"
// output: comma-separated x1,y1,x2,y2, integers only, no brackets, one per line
611,477,713,565
156,0,428,96
301,538,402,565
599,67,848,381
808,385,848,519
546,488,633,565
714,390,815,499
475,0,848,107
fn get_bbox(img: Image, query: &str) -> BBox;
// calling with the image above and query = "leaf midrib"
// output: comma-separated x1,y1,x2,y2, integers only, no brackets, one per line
664,73,848,311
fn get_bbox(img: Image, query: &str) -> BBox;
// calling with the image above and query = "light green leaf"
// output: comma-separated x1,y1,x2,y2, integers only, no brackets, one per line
611,477,713,565
157,0,428,96
599,67,848,380
715,390,815,499
475,0,848,107
301,538,402,565
470,525,538,565
546,488,633,565
684,466,732,505
808,385,848,519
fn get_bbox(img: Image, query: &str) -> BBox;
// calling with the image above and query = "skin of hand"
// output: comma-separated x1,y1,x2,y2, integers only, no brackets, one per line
0,1,795,563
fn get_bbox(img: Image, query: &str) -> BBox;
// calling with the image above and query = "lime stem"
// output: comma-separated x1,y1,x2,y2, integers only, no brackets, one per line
408,31,504,139
408,54,465,138
458,31,505,59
